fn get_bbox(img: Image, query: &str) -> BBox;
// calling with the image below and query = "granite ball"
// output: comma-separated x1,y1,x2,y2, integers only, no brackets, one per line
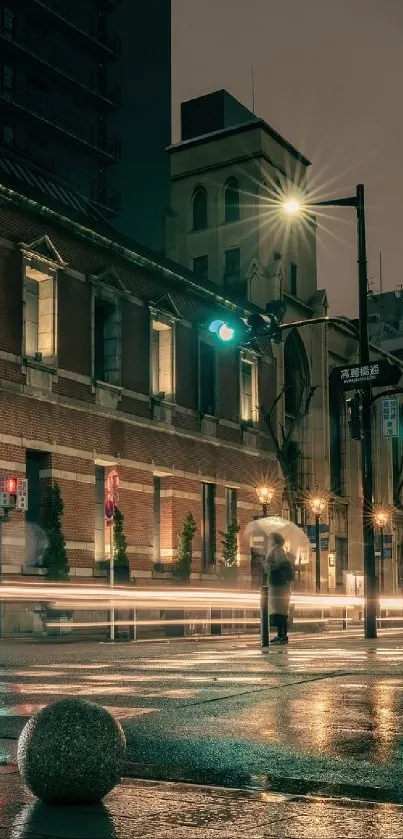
17,698,126,804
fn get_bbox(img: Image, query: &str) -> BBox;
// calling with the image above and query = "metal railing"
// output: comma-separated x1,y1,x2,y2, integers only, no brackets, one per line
0,88,121,160
0,26,121,105
32,0,121,55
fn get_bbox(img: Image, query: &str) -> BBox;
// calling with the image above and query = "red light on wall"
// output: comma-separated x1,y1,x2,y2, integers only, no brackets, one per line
6,477,18,496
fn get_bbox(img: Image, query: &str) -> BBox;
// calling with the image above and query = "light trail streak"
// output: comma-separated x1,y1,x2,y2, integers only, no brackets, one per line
0,584,402,620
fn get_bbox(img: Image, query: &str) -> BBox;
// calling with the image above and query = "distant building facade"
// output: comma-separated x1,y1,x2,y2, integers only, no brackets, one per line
167,90,403,594
0,178,283,633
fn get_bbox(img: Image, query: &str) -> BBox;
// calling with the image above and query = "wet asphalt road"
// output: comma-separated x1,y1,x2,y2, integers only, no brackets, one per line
2,630,403,804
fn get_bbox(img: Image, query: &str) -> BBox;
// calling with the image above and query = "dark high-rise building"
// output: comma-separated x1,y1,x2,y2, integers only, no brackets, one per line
0,0,171,250
109,0,171,251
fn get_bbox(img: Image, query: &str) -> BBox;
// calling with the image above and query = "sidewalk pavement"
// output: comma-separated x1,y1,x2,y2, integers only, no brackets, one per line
2,764,403,839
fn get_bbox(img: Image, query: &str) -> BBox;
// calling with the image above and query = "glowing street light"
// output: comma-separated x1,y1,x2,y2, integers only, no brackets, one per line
283,197,302,215
281,183,377,639
256,484,275,517
309,490,328,593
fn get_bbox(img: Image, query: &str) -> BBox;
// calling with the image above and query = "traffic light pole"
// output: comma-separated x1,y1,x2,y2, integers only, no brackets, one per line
280,185,377,639
356,184,377,639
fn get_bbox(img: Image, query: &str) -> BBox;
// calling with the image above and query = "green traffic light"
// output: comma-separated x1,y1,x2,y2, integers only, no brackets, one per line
209,319,235,342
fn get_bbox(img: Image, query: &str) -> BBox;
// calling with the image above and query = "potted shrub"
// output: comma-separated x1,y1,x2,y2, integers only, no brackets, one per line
39,483,73,635
112,506,130,585
111,506,133,640
214,520,240,635
219,520,240,583
165,513,196,637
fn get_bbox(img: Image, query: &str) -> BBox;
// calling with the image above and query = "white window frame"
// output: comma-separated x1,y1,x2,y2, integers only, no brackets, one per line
22,257,58,365
240,350,259,425
151,315,175,402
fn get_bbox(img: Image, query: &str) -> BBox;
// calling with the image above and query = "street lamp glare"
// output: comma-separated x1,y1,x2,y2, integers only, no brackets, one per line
283,197,301,216
374,508,389,528
256,484,275,506
310,495,327,516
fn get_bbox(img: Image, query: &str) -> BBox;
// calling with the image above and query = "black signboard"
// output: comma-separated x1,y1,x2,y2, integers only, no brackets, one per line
331,360,402,390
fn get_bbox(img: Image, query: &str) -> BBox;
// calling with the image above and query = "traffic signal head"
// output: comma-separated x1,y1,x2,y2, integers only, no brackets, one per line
346,392,362,440
208,299,286,347
209,319,236,343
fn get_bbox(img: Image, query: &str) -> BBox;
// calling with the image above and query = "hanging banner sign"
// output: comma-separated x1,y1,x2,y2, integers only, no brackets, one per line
381,397,399,438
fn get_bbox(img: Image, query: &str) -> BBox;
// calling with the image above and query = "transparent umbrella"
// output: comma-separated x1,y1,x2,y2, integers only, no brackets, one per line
245,515,310,557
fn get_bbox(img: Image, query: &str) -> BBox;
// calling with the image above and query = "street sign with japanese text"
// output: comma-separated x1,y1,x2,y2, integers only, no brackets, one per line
331,360,402,390
381,396,399,438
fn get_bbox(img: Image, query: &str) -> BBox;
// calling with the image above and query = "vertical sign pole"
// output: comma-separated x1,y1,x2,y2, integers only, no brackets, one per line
110,519,115,642
357,184,377,640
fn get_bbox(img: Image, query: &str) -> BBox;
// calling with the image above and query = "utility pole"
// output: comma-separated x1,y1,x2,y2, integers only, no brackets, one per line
356,184,377,639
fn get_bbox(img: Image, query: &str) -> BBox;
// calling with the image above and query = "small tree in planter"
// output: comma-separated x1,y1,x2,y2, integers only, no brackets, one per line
39,483,71,632
166,512,197,638
112,506,132,638
113,506,130,583
171,512,197,580
43,483,69,582
219,520,240,582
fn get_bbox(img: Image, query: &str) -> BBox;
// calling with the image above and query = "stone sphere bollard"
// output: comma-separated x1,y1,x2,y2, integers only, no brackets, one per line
17,698,126,804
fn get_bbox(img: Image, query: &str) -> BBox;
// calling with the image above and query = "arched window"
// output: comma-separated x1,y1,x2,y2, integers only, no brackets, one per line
284,330,310,417
283,330,310,495
329,388,346,496
224,178,240,223
192,186,208,230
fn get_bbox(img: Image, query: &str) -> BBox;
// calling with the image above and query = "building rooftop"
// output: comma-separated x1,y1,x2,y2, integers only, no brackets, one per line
170,89,311,167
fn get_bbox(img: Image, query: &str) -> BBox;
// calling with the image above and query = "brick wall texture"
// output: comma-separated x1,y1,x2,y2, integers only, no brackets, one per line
0,194,278,584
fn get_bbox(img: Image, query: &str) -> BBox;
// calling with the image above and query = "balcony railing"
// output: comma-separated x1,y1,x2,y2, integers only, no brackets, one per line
1,87,121,160
32,0,121,56
0,26,121,105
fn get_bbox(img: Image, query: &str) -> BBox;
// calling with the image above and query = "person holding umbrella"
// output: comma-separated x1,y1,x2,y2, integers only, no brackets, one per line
264,532,295,644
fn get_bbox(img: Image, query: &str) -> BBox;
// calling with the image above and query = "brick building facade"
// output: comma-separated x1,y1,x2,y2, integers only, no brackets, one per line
0,183,281,608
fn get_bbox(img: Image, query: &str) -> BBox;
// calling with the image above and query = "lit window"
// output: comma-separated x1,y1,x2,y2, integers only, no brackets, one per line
93,297,121,385
24,264,56,361
224,178,240,223
152,320,173,399
240,353,258,424
192,187,208,231
225,487,237,526
94,465,105,561
199,341,216,415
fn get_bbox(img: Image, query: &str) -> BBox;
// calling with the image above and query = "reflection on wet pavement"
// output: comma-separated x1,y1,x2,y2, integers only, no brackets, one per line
3,772,403,839
2,635,403,803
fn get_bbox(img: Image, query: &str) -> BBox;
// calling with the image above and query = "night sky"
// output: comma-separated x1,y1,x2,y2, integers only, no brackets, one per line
173,0,403,316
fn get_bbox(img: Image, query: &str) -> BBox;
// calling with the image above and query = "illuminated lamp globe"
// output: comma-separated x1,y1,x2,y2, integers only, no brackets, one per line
283,198,301,215
256,485,275,506
310,495,327,516
374,508,389,529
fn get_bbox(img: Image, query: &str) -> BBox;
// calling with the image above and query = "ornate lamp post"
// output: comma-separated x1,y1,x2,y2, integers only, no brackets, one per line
256,485,275,518
309,491,327,593
374,507,389,595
